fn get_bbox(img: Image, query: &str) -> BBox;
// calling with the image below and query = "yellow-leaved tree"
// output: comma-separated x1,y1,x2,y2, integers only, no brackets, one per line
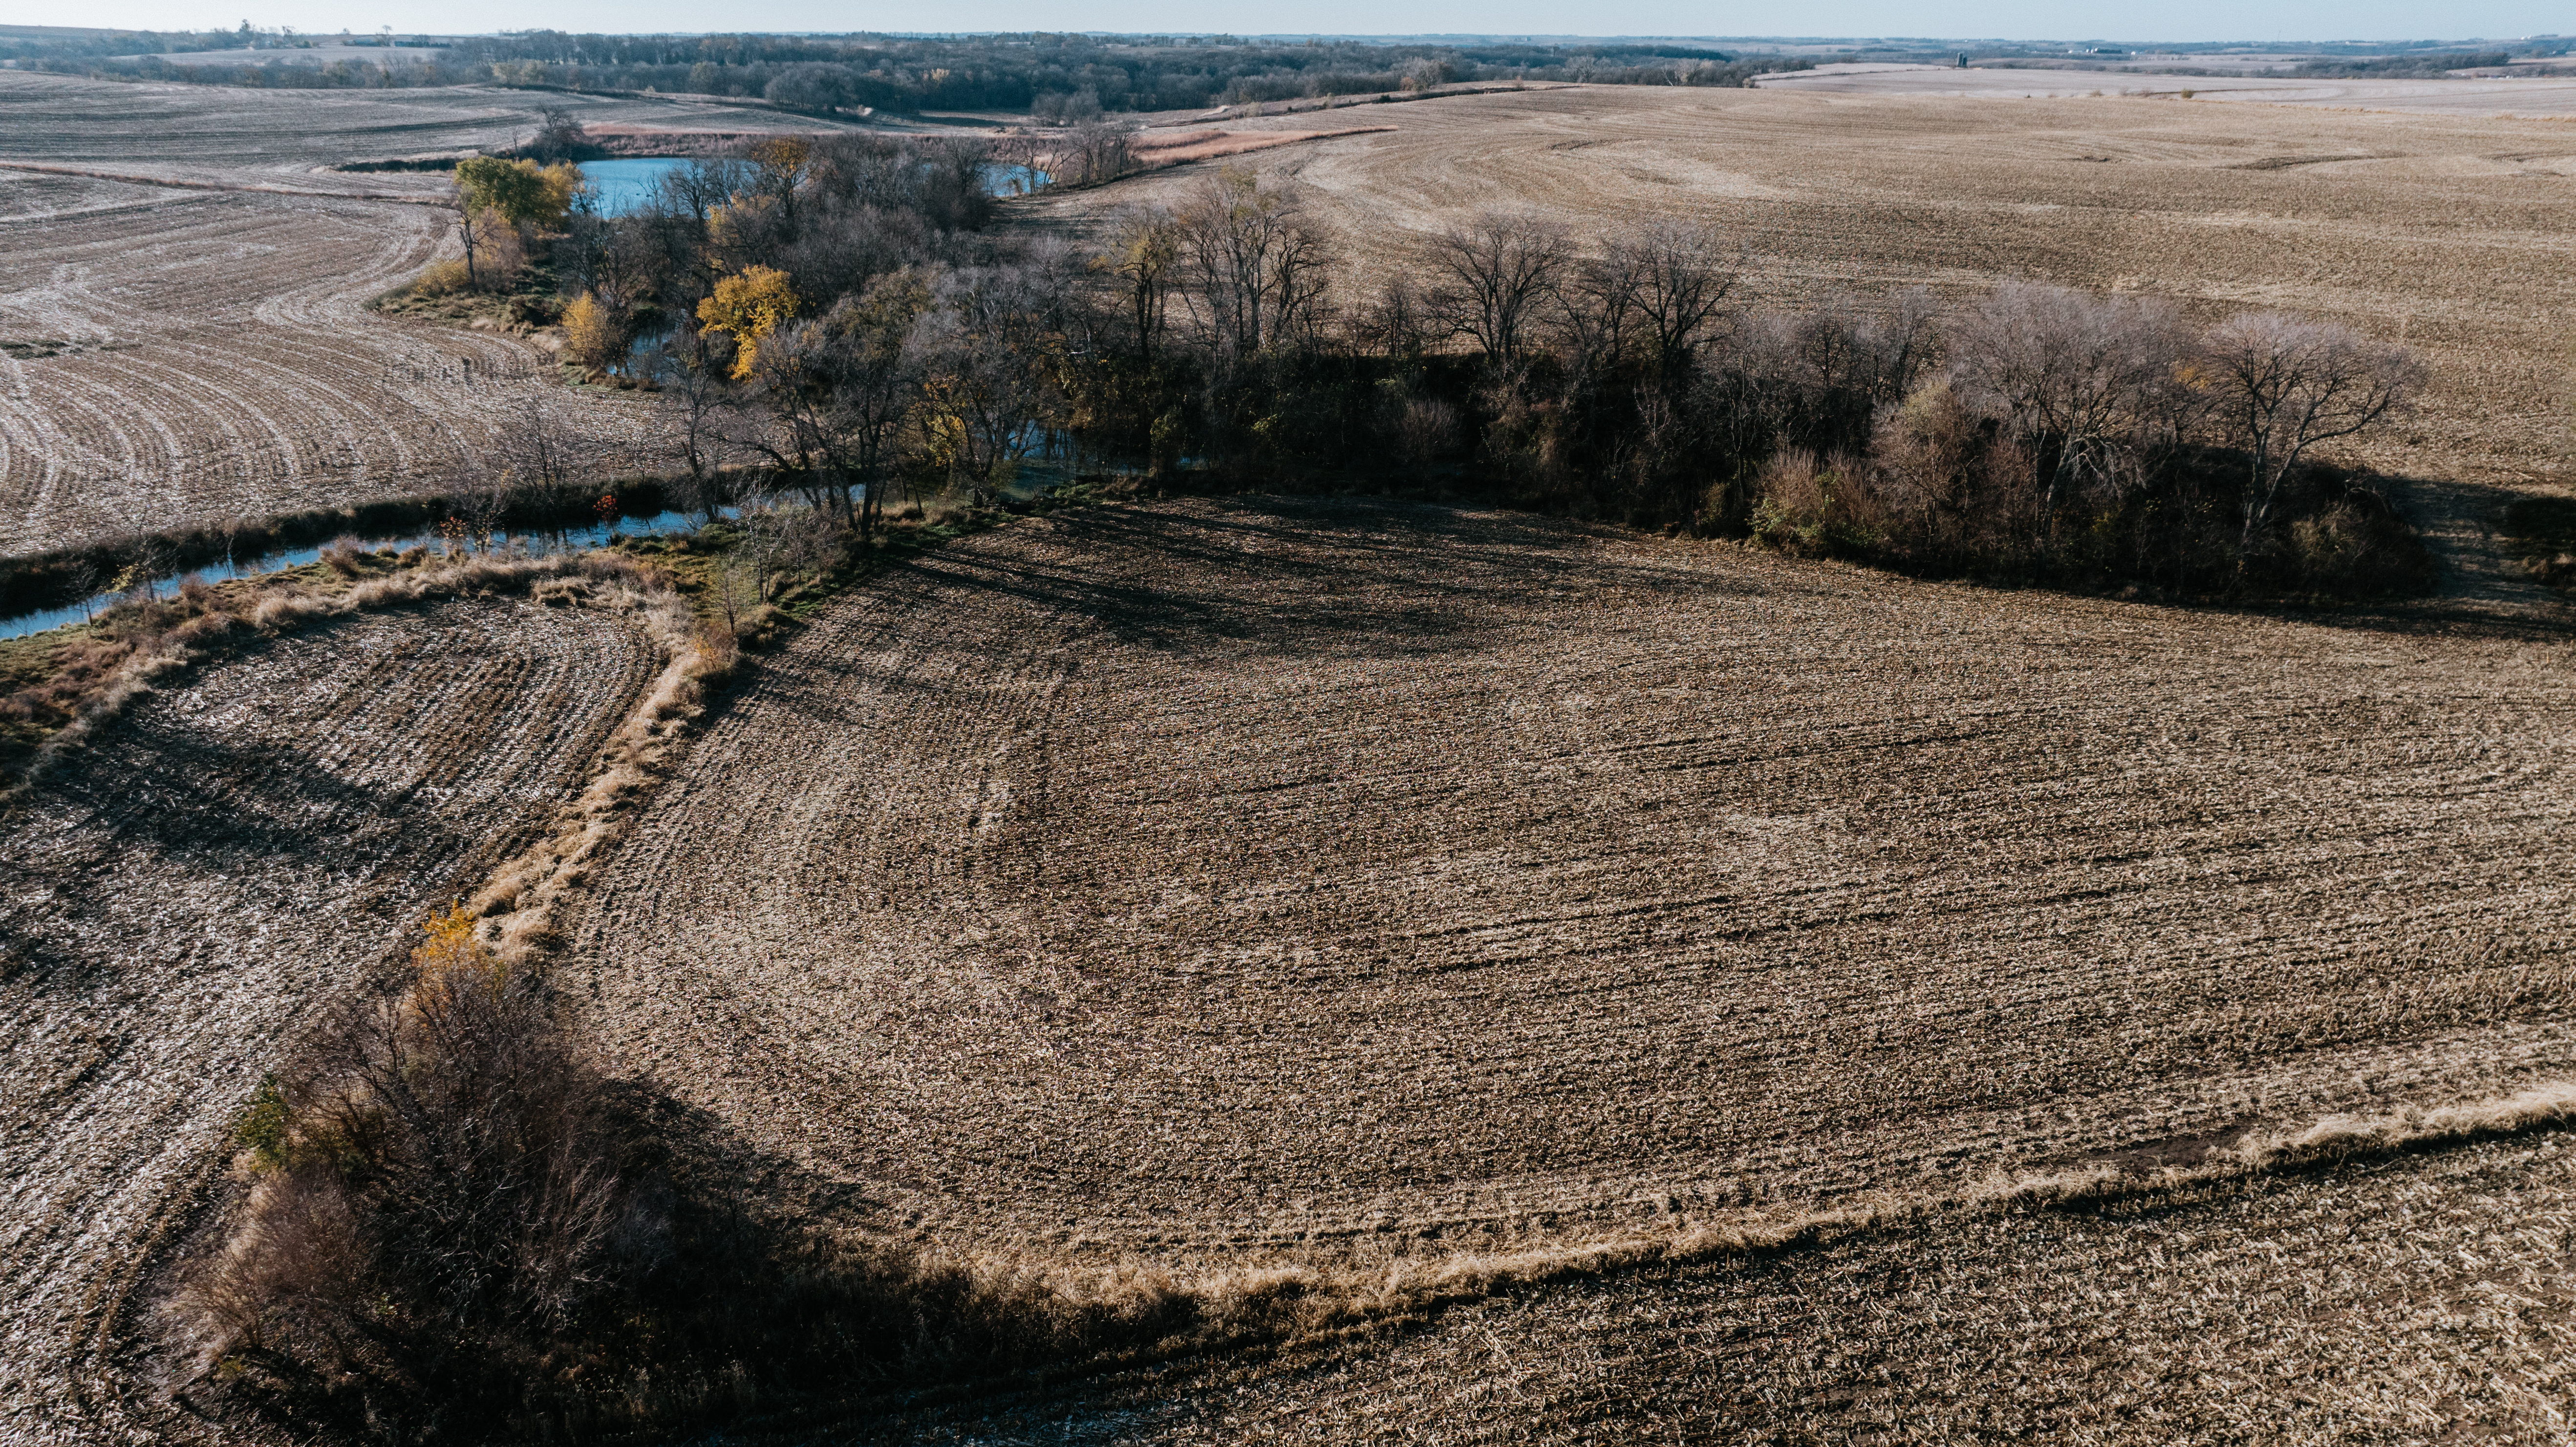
561,291,626,374
697,265,800,380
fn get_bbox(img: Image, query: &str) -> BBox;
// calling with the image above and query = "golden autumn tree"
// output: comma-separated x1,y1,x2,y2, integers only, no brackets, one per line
697,265,800,380
561,291,626,374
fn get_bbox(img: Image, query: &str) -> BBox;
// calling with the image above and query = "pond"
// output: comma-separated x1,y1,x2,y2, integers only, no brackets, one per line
576,157,1052,216
579,157,693,216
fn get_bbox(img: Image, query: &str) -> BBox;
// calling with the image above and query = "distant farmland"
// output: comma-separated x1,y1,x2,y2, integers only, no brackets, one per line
6,66,2576,1445
1032,84,2576,509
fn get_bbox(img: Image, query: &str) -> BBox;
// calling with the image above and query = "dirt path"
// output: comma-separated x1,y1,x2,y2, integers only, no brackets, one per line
568,498,2576,1277
0,598,654,1446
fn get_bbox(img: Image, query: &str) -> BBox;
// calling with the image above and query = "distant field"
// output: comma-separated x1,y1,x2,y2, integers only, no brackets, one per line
1031,85,2576,512
0,70,857,190
1757,59,2576,117
0,596,654,1443
571,497,2576,1276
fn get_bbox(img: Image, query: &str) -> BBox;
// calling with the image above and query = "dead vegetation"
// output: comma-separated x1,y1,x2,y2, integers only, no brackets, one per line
820,1117,2576,1444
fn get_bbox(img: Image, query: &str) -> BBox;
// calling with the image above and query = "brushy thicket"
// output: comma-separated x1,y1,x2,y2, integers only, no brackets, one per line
172,908,1313,1444
561,150,2430,603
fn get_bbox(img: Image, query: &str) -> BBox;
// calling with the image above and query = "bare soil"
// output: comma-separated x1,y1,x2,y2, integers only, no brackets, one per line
567,497,2576,1279
0,169,669,559
0,597,654,1444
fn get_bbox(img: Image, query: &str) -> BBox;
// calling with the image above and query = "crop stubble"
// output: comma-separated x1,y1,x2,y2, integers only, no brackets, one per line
0,71,853,192
571,497,2576,1278
0,169,670,559
0,597,653,1445
832,1128,2576,1443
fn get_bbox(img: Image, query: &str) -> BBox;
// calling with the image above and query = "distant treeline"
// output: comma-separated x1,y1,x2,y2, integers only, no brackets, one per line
2288,50,2516,76
3,30,1807,108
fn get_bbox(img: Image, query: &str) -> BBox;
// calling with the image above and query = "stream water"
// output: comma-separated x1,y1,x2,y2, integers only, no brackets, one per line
2,509,720,641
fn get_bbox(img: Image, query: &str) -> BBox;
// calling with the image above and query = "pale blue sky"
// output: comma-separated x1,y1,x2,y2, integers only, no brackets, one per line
38,0,2567,43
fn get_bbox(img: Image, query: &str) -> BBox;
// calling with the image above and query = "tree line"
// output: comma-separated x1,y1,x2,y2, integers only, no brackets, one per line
7,29,1805,107
489,142,2426,601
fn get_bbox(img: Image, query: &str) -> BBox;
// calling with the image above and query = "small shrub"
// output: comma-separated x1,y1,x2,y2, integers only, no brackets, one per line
409,258,472,296
1750,448,1878,554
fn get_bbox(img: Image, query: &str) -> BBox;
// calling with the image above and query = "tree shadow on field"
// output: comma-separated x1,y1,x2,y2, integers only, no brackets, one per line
2207,474,2576,644
180,1066,1303,1446
899,494,1769,661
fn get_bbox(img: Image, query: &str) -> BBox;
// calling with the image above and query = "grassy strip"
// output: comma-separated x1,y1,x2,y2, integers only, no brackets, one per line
0,545,686,802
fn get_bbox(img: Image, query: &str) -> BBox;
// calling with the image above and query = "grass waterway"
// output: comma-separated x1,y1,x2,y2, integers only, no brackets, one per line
1,509,723,640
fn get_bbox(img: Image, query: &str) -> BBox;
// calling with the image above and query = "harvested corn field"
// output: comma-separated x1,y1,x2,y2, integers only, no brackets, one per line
571,497,2576,1279
0,70,860,192
829,1120,2576,1444
0,169,666,558
0,596,654,1444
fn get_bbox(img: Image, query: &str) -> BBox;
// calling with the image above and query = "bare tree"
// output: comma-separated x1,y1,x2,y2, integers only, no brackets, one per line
1172,168,1330,369
1097,204,1180,362
907,264,1064,506
443,470,515,552
1949,282,2187,517
2202,311,2423,548
1057,120,1139,187
1550,241,1644,381
650,339,736,523
1355,274,1432,360
452,197,491,291
1622,219,1740,383
1427,209,1571,366
490,401,586,525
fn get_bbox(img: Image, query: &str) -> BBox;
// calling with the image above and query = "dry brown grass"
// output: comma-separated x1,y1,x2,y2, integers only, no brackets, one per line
1124,125,1396,167
815,1122,2576,1443
566,496,2576,1295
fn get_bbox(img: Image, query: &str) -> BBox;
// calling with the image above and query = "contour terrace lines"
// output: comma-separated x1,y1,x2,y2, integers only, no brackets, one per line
569,496,2576,1270
0,596,655,1445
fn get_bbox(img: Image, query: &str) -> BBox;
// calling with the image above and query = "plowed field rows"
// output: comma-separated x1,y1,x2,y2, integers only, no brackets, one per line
842,1128,2576,1443
0,71,858,192
0,598,654,1444
0,170,667,558
570,498,2576,1271
1759,60,2576,117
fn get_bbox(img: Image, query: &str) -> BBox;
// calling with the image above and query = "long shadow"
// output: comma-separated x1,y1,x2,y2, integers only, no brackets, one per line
32,714,431,868
878,495,1777,663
